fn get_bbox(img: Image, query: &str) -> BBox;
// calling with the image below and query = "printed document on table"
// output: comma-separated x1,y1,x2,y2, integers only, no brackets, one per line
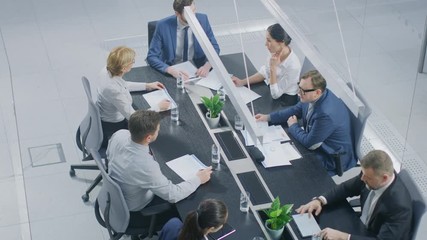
292,213,321,237
142,89,177,111
242,124,290,146
235,86,261,104
172,61,197,78
196,71,222,90
260,141,301,168
166,154,207,181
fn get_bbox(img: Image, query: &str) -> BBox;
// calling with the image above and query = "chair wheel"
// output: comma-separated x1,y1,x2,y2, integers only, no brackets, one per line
82,193,89,202
69,169,75,177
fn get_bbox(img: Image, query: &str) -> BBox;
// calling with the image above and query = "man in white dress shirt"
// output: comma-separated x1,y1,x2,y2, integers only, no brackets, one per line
107,110,212,229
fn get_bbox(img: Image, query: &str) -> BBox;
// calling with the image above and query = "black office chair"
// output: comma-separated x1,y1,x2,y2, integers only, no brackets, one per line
69,76,105,202
147,21,158,48
91,149,172,240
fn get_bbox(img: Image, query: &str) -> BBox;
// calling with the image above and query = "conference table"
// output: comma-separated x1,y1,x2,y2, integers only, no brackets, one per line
124,53,368,239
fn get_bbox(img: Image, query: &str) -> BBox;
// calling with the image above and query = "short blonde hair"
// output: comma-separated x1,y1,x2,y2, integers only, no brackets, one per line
106,46,135,77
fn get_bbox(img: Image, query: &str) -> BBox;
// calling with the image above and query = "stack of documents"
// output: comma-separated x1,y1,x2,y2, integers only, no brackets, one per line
259,142,301,168
242,124,290,146
172,61,198,78
166,154,207,181
142,89,177,111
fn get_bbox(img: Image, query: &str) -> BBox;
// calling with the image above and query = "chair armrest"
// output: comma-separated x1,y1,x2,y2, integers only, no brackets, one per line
321,144,346,176
140,202,172,216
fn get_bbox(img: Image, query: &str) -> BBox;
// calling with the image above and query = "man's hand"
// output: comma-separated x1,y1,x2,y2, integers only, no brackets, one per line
319,228,349,240
287,115,298,127
196,64,210,77
231,76,246,87
166,66,189,80
158,99,171,111
296,199,323,216
146,81,165,91
197,166,213,184
255,114,269,122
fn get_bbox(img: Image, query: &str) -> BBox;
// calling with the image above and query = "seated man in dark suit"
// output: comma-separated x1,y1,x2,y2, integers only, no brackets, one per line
255,70,356,175
146,0,220,79
297,150,413,240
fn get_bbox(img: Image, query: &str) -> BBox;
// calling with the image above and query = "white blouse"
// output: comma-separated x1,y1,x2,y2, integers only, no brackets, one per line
96,68,147,122
259,50,301,99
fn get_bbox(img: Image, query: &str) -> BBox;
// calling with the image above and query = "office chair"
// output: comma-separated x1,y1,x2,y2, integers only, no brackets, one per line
69,76,104,202
300,57,316,78
147,21,158,48
91,149,172,240
398,169,427,240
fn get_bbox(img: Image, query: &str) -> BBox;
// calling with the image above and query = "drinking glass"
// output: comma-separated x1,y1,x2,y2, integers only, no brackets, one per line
240,191,250,212
234,115,243,131
211,144,220,170
171,106,179,123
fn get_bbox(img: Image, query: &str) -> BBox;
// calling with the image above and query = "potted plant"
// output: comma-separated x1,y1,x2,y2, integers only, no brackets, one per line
201,94,224,128
264,197,293,240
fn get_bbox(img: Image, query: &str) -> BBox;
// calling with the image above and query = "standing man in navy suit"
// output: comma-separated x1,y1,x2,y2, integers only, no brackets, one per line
147,0,220,79
296,150,412,240
256,70,356,175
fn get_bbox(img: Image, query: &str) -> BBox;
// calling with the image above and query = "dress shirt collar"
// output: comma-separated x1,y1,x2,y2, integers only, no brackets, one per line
370,173,395,195
176,16,188,30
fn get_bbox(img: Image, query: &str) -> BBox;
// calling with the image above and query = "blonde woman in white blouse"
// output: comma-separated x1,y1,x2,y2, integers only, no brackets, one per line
97,46,170,147
232,24,301,106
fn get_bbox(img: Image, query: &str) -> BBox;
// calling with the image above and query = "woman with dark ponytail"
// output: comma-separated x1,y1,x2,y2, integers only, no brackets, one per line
232,23,301,106
159,199,228,240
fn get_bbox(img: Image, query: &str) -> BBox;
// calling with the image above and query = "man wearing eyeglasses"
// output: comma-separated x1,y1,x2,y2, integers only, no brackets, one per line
256,70,356,176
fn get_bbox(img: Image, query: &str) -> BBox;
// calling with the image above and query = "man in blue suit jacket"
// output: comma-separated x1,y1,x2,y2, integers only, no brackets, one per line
296,150,412,240
256,70,356,175
146,0,220,79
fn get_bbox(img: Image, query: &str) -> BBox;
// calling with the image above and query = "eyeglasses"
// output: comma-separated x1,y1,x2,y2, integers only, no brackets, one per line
297,82,317,95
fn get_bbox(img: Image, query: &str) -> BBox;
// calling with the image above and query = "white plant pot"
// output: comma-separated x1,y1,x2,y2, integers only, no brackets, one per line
265,222,284,240
205,112,220,128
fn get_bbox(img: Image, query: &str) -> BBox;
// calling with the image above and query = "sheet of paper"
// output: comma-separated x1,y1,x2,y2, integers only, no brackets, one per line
196,71,222,90
235,86,261,104
263,125,290,143
260,142,301,168
142,89,177,111
166,154,207,181
242,124,290,146
292,213,321,237
172,61,197,78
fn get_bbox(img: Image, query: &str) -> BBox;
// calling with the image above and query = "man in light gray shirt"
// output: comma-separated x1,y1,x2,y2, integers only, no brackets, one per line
107,110,212,228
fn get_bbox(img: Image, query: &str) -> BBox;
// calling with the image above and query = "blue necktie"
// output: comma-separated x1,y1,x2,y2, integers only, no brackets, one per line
183,26,189,62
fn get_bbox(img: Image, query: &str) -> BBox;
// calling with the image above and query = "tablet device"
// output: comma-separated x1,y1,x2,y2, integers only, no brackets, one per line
292,213,321,237
208,223,236,240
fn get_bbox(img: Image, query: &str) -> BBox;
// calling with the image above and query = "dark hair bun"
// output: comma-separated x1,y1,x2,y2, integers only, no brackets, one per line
267,23,292,45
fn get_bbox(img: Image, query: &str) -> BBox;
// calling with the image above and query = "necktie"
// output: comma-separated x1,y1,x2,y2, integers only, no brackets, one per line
305,103,314,131
183,26,189,62
360,190,375,225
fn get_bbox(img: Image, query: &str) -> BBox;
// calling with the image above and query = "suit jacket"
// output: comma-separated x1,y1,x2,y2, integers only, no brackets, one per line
146,13,220,73
323,173,413,240
269,89,356,175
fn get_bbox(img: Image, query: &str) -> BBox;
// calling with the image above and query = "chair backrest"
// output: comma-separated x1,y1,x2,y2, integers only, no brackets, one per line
300,57,316,79
78,77,103,155
91,149,130,233
346,83,372,161
399,169,426,240
148,21,158,48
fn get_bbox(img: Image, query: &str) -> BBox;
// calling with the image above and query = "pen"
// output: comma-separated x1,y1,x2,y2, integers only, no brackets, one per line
186,76,202,82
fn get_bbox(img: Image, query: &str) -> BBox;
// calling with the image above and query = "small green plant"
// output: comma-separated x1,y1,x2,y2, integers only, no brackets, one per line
201,94,224,118
264,197,293,230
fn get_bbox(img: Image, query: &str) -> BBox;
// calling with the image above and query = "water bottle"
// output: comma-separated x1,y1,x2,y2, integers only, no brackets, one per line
211,144,220,170
171,106,179,123
176,73,184,90
217,86,226,102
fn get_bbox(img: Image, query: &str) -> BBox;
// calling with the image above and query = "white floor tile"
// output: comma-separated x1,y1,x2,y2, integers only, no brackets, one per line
0,143,14,179
30,212,105,240
11,72,60,105
24,172,94,222
0,177,25,227
15,99,69,140
0,223,31,240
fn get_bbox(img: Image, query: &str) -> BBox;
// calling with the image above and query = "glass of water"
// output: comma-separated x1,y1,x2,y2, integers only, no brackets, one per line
234,115,243,131
176,74,184,90
211,144,220,170
217,86,226,102
240,191,250,212
171,105,179,123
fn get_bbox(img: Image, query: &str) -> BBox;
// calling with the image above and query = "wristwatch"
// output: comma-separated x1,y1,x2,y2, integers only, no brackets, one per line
312,196,324,206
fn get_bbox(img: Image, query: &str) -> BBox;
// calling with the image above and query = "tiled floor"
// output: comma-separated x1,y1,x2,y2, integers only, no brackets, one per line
0,0,426,239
